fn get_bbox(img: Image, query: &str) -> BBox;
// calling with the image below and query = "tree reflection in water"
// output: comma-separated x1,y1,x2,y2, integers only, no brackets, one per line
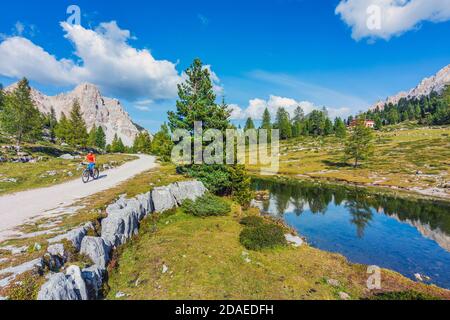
253,178,450,241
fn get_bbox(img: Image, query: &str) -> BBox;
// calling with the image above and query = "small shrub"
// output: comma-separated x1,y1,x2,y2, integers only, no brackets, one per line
240,223,287,251
182,194,231,217
240,216,265,228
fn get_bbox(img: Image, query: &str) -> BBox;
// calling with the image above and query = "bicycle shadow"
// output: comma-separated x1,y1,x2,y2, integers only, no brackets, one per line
84,174,108,183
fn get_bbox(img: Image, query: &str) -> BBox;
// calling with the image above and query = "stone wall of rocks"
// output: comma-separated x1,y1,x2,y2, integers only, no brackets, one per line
36,180,207,300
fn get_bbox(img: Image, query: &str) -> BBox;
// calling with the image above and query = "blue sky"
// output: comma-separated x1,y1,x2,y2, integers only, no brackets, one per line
0,0,449,132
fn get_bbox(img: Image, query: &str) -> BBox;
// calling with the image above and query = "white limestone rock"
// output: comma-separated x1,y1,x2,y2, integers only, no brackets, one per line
169,181,208,205
66,265,88,301
82,265,104,300
37,273,80,301
80,237,110,270
151,186,177,213
48,222,94,251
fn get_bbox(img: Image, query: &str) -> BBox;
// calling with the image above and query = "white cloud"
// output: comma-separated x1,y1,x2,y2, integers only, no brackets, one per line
134,99,154,112
0,37,77,85
229,95,345,120
230,95,352,121
336,0,450,41
203,65,224,96
0,21,184,101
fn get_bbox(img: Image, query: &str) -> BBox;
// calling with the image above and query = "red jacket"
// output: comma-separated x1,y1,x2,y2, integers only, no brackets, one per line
86,154,96,163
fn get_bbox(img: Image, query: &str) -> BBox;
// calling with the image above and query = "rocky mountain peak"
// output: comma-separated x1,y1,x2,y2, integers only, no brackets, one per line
5,82,145,147
371,64,450,111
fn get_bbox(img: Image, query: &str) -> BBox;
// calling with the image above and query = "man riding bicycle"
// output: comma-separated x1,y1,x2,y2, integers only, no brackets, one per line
86,151,97,172
82,151,100,183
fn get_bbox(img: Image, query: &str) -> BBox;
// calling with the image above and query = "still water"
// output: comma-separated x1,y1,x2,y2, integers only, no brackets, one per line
252,179,450,289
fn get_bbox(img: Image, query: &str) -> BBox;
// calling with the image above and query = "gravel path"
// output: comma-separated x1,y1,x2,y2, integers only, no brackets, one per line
0,155,157,241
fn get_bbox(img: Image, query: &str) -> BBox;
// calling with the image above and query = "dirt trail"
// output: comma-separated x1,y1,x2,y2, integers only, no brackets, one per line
0,155,157,241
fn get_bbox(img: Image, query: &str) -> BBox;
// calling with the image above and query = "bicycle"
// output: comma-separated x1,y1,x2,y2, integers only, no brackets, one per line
81,162,100,183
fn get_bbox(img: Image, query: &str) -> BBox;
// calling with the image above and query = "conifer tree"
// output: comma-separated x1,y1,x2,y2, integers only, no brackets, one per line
67,100,88,147
133,131,153,154
95,126,107,150
168,58,230,133
334,117,347,138
244,117,255,131
261,108,272,130
276,107,292,140
87,125,97,148
0,78,43,145
344,119,374,167
55,113,70,143
46,107,58,143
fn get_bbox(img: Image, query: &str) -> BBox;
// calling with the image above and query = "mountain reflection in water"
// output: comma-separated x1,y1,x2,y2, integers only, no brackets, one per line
252,179,450,289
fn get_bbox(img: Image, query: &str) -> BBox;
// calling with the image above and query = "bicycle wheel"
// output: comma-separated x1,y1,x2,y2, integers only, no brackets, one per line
92,168,100,180
82,170,90,183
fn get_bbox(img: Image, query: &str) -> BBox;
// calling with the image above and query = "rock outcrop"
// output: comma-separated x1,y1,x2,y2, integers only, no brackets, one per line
80,237,110,271
151,186,178,213
33,180,208,301
48,222,94,251
169,181,208,205
37,273,80,301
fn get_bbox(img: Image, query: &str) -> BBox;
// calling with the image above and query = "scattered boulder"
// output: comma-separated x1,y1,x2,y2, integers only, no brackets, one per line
151,186,177,213
37,273,80,301
339,292,351,300
59,154,75,160
115,292,127,299
285,234,304,247
327,279,341,287
80,237,110,270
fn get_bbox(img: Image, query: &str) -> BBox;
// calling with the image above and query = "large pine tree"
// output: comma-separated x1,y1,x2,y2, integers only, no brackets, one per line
168,58,230,133
0,78,43,145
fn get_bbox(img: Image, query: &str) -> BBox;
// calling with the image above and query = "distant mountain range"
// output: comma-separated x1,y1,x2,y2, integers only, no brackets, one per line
6,83,143,147
371,64,450,110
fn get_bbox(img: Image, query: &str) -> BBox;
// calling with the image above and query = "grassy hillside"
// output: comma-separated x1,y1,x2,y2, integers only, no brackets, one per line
247,125,450,199
0,143,137,195
107,205,450,300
